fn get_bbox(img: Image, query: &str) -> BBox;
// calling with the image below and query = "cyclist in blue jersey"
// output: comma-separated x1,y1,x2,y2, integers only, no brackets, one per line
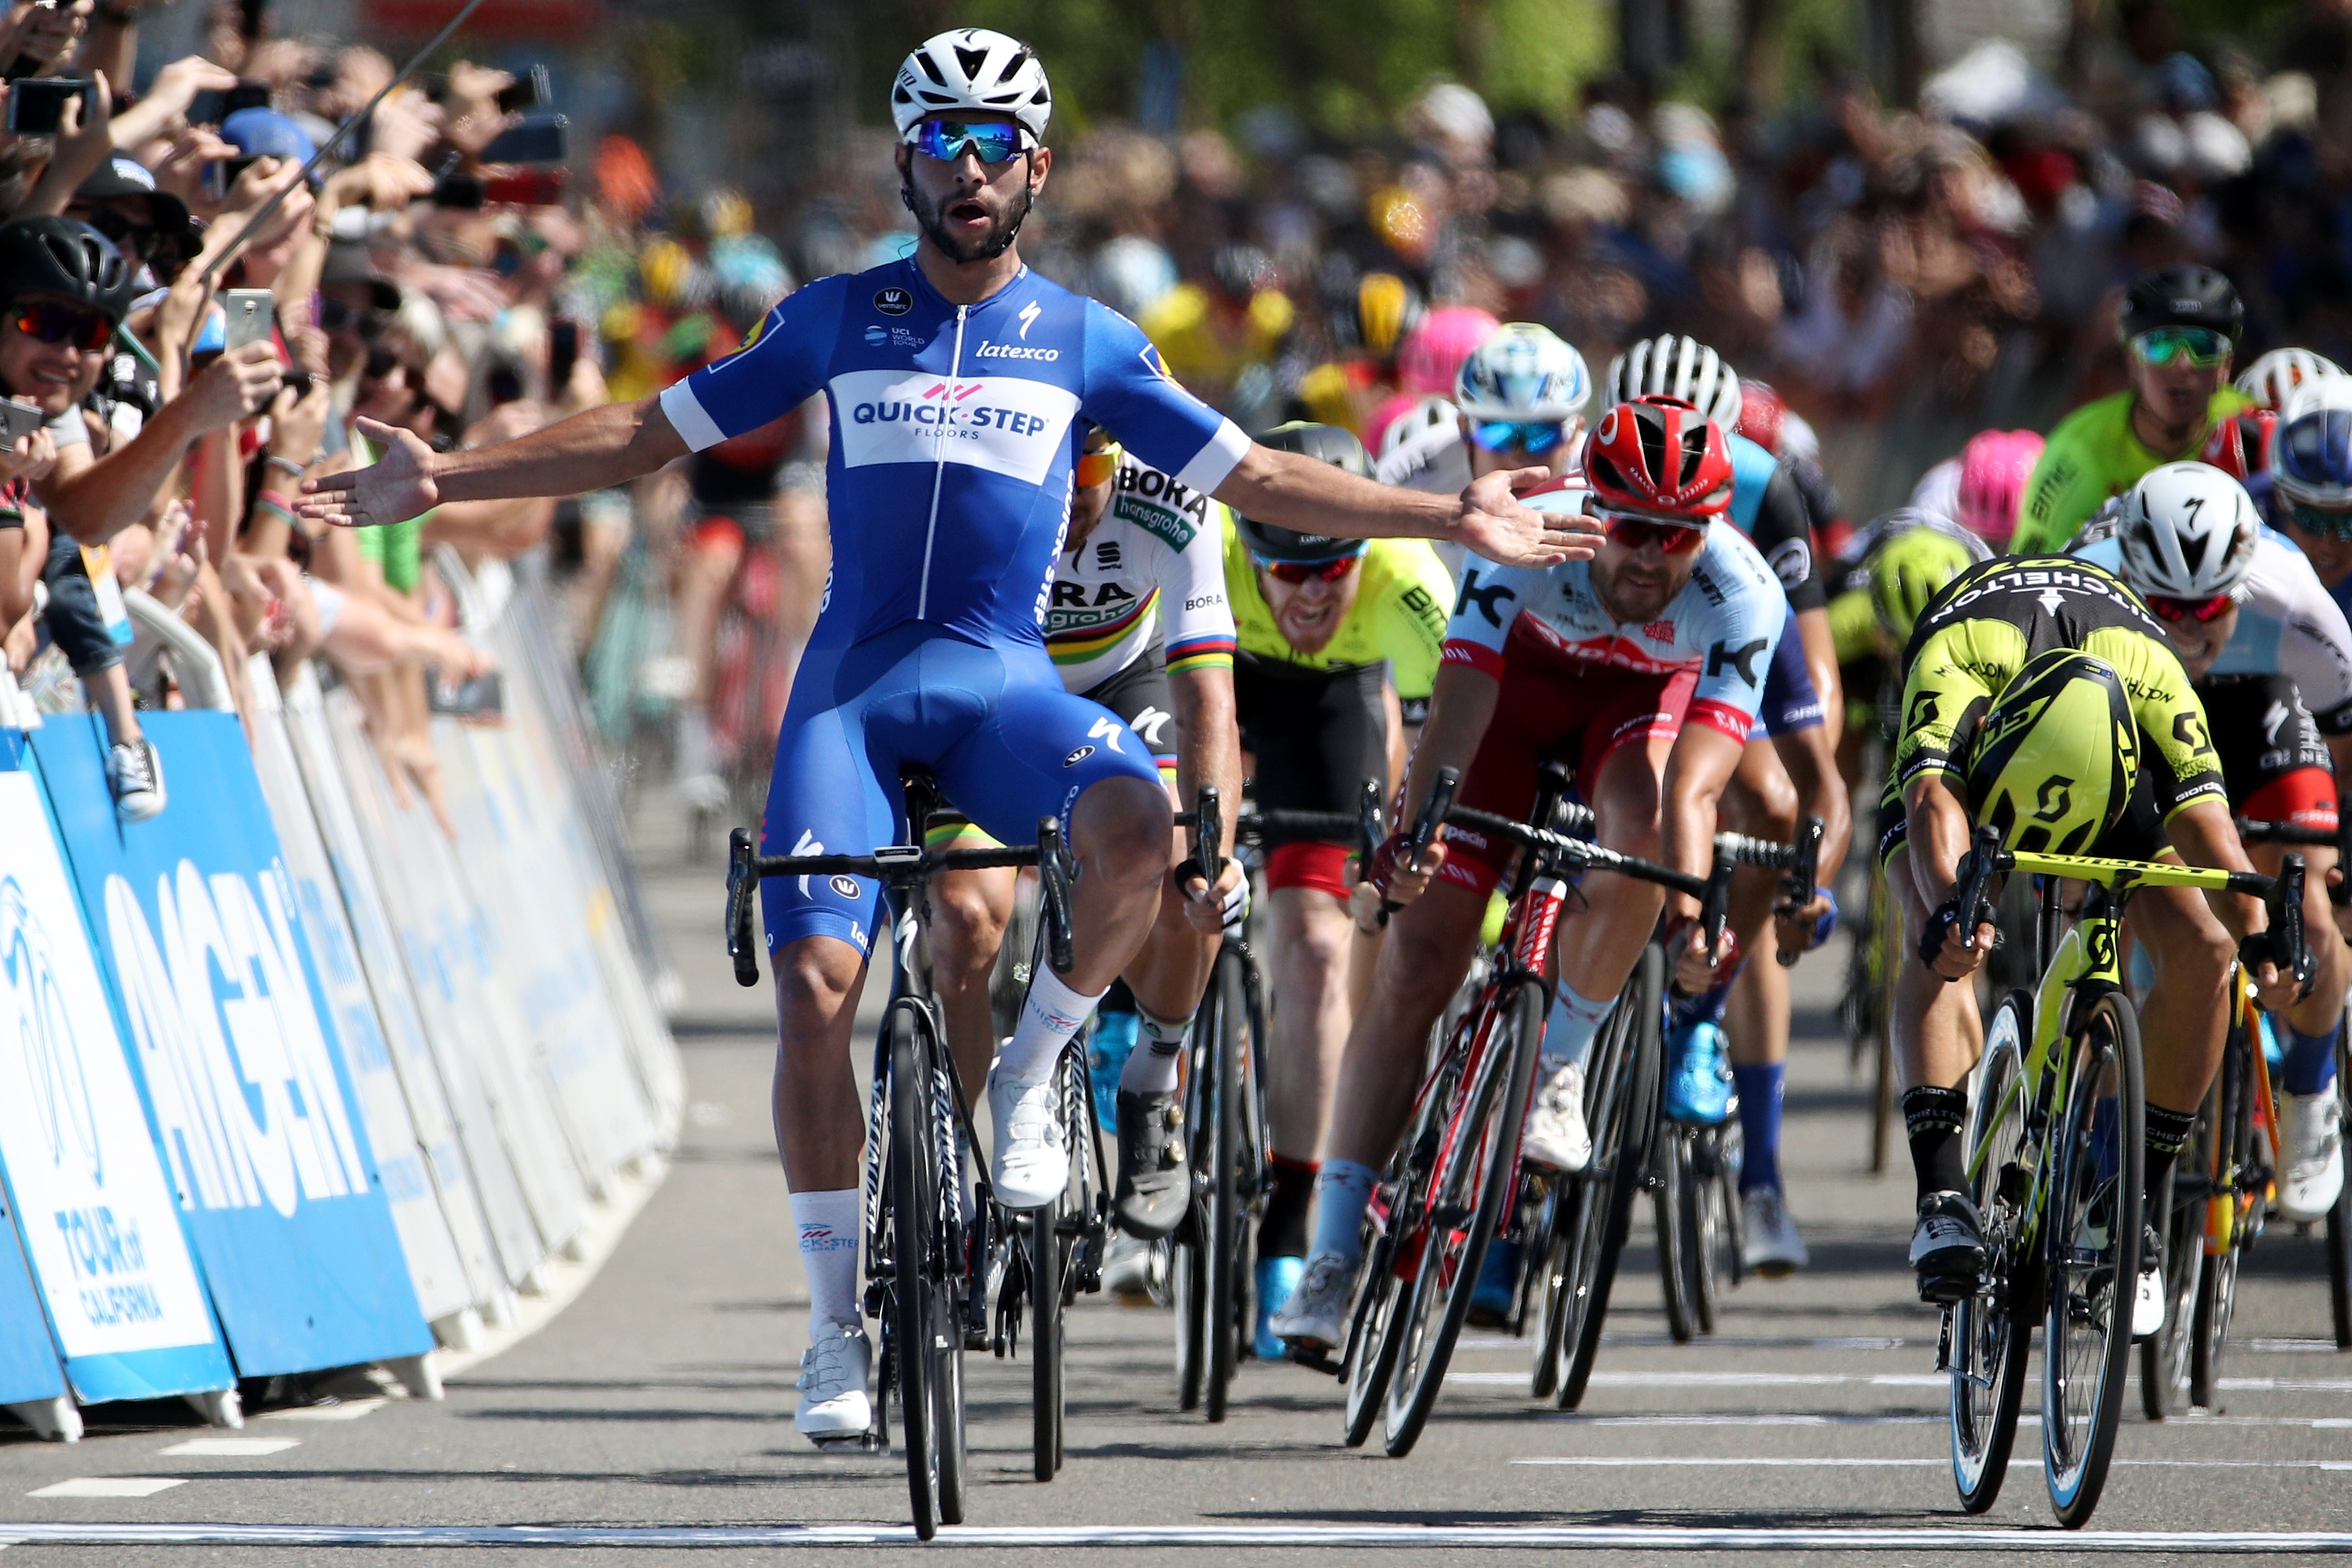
302,27,1592,1447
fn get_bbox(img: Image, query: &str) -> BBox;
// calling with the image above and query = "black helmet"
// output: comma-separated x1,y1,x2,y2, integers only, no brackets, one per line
2120,264,2242,344
0,217,136,325
1234,421,1374,564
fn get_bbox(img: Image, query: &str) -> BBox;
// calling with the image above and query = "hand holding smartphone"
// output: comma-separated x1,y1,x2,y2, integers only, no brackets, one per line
5,77,93,134
221,289,275,354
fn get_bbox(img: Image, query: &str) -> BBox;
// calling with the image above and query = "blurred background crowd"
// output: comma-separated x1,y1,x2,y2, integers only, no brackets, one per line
7,0,2352,827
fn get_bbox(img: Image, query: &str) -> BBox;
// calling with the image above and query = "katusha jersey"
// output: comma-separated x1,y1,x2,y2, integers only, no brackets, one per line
661,259,1250,653
1045,450,1236,691
1442,484,1788,743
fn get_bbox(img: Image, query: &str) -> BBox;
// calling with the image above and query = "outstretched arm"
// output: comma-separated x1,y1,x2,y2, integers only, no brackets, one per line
297,395,689,530
1209,444,1602,569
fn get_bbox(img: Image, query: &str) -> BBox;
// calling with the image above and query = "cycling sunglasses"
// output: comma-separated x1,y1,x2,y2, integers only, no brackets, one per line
906,119,1029,166
1595,507,1706,554
11,302,110,352
1468,420,1568,456
2129,326,2232,368
2286,498,2352,541
1075,440,1123,488
2144,590,2236,624
1255,552,1362,584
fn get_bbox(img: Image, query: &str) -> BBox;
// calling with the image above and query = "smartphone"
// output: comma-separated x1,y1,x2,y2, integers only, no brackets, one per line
548,319,578,390
208,153,259,202
428,668,503,718
479,113,567,166
221,289,274,353
5,77,90,134
0,398,42,448
223,81,271,117
481,166,566,205
430,171,485,209
494,64,549,115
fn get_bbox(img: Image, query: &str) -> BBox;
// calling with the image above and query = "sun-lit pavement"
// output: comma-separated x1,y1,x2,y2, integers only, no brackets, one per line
5,802,2351,1565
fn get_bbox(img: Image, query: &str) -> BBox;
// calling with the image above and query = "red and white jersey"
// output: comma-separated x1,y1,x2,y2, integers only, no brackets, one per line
1441,483,1788,742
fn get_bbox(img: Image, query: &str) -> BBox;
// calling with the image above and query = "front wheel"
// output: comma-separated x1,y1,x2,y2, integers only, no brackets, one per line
1951,990,2033,1516
1655,1125,1697,1344
2332,1030,2352,1350
2042,989,2144,1529
886,1005,950,1539
1382,979,1544,1457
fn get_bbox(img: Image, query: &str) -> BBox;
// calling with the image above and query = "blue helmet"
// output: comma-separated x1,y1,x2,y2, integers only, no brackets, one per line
2275,378,2352,515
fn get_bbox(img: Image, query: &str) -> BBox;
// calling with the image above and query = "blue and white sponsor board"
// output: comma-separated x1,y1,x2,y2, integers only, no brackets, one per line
0,1190,66,1406
30,712,432,1377
0,766,230,1404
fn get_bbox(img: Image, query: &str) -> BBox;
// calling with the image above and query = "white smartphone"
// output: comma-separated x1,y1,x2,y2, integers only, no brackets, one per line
221,289,274,353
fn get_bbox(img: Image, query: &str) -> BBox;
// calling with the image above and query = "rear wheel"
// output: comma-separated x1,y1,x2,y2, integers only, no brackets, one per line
1382,980,1543,1457
1205,945,1247,1421
1681,1122,1738,1336
2332,1033,2352,1350
1951,991,2032,1516
2190,1029,2254,1413
2141,1088,2213,1419
2042,990,2143,1529
1553,943,1666,1409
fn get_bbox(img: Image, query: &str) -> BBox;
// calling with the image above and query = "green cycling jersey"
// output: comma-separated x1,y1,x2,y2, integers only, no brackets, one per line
2010,386,2254,556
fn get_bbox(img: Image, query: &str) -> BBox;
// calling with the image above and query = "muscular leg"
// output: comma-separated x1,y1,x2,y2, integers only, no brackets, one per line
928,864,1020,1102
2249,840,2347,1044
769,935,876,1193
2127,879,2235,1118
1063,776,1176,990
1888,845,1987,1097
1323,879,1492,1169
1266,886,1363,1167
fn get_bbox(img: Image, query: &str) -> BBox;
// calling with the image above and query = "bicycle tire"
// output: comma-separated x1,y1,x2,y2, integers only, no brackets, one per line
2043,989,2143,1529
1381,977,1544,1457
1556,943,1666,1410
887,1004,946,1540
1529,1181,1570,1400
2332,1033,2352,1351
1172,1003,1212,1411
1681,1123,1734,1337
1951,991,2034,1515
2190,1025,2252,1413
1031,1047,1092,1480
2141,1086,2214,1421
1205,943,1246,1421
1656,1125,1697,1344
1341,1190,1411,1446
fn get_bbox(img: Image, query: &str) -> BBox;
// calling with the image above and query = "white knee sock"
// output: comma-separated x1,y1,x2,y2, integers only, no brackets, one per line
997,965,1105,1081
1306,1159,1380,1266
792,1188,862,1339
1543,983,1614,1070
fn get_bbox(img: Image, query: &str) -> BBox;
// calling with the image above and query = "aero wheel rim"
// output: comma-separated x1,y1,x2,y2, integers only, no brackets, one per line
2047,1033,2122,1495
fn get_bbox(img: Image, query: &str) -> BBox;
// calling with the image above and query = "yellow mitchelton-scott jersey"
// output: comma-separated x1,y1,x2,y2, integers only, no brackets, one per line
1222,520,1455,701
1892,555,2225,818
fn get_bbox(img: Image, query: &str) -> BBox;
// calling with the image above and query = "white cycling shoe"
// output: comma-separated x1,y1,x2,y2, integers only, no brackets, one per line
1522,1061,1591,1173
2277,1089,2345,1223
988,1063,1069,1211
794,1320,873,1444
1268,1250,1357,1350
1740,1187,1810,1277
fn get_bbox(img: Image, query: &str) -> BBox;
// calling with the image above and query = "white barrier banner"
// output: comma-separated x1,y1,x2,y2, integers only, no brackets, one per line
0,773,218,1364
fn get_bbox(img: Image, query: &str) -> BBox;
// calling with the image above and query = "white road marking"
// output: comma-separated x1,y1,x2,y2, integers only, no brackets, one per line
2241,1339,2340,1353
3,1522,2352,1550
1553,1413,1941,1426
2217,1377,2352,1391
1454,1370,1951,1387
156,1438,300,1457
260,1399,384,1423
24,1478,185,1499
1460,1334,1907,1352
1516,1457,2352,1470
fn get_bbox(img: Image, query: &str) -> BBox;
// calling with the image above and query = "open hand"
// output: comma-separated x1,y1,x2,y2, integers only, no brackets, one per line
1455,467,1605,568
299,417,440,530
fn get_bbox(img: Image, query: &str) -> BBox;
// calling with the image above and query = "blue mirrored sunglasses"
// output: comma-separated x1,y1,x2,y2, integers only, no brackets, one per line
1469,420,1566,456
907,119,1028,165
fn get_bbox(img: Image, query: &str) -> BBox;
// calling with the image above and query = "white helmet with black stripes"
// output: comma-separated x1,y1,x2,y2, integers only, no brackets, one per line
891,29,1052,146
1606,333,1743,429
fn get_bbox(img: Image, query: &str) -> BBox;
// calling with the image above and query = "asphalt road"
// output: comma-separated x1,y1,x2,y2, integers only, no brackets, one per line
6,803,2352,1563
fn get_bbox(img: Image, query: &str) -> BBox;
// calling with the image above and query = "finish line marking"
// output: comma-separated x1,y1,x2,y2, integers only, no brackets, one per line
5,1522,2352,1551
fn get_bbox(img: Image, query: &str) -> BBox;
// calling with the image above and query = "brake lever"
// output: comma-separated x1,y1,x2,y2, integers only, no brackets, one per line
2278,853,2314,996
1920,824,2004,979
1359,776,1385,871
1774,814,1826,969
1700,845,1736,964
726,828,760,987
1378,766,1460,924
1039,816,1076,976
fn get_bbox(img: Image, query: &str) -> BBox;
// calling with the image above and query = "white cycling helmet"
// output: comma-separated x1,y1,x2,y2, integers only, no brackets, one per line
1606,333,1742,429
2235,346,2344,412
1454,323,1590,423
2118,460,2258,602
891,29,1052,145
1378,394,1460,458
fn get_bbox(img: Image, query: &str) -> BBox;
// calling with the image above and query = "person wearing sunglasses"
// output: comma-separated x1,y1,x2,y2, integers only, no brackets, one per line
306,30,1590,1450
1219,420,1456,1355
2012,264,2252,555
2072,460,2352,1226
1272,399,1794,1355
2272,376,2352,627
926,420,1244,1269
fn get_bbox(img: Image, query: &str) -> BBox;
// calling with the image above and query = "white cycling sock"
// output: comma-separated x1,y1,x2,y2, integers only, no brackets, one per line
1543,983,1614,1070
792,1188,862,1340
997,966,1105,1082
1120,1004,1191,1095
1306,1159,1380,1267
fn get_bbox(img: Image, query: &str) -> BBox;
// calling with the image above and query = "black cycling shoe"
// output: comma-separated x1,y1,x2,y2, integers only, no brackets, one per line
1911,1190,1987,1304
1114,1089,1188,1240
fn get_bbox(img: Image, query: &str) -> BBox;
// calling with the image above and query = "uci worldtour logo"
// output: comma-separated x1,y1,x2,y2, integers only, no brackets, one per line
103,860,369,1219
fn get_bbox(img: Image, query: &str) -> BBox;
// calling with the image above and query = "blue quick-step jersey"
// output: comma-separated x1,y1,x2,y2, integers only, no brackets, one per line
661,259,1250,652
